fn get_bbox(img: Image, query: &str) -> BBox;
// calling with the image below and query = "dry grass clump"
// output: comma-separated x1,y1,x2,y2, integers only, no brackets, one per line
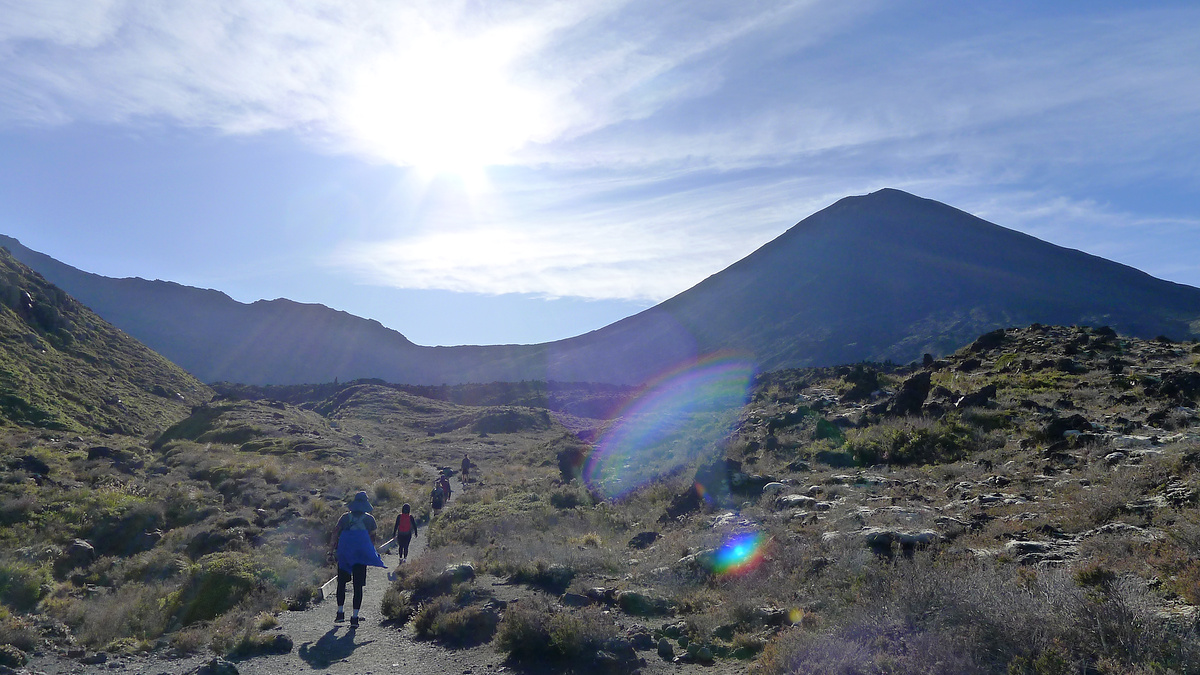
754,552,1200,675
494,597,620,663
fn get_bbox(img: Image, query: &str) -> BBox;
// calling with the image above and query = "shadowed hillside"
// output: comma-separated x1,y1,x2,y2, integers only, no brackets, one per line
6,189,1200,386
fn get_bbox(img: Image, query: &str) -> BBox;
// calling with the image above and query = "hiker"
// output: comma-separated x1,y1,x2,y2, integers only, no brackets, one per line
431,484,445,510
438,473,453,502
330,491,386,627
461,454,471,484
392,503,418,560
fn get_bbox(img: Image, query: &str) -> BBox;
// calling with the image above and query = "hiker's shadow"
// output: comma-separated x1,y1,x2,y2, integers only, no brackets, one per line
298,627,374,670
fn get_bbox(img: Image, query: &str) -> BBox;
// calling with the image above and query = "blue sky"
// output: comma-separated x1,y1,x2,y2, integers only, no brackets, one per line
1,1,1198,346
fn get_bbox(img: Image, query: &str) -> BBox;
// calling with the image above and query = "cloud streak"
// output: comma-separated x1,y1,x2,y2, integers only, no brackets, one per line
3,1,1198,302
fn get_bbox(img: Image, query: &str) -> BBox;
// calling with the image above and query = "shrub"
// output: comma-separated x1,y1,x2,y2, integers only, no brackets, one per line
495,598,553,661
844,416,975,465
0,615,38,653
75,581,175,647
380,583,415,624
0,561,48,611
172,552,272,625
411,591,499,646
495,599,618,663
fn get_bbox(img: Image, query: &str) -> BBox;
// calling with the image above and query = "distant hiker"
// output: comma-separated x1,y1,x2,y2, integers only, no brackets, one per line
392,503,418,560
330,491,386,627
461,454,471,484
431,484,445,510
438,474,453,502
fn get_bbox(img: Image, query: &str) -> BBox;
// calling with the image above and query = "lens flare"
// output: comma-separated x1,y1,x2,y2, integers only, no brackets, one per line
710,531,766,576
583,353,755,500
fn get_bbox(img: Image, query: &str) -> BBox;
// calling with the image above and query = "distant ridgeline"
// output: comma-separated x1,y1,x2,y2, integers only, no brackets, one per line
5,189,1200,387
0,247,209,433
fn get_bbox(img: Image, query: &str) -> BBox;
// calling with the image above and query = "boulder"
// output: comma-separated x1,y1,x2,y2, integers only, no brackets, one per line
561,592,591,607
775,494,817,510
886,371,931,417
657,638,675,660
439,563,476,585
627,531,659,549
956,384,998,409
617,590,672,616
860,528,939,556
58,539,95,571
761,482,787,497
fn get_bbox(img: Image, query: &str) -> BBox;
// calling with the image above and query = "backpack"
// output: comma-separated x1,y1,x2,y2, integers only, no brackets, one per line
431,486,445,509
396,513,414,534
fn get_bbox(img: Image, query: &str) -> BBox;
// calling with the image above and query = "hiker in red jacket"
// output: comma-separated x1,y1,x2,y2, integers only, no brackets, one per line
391,503,418,560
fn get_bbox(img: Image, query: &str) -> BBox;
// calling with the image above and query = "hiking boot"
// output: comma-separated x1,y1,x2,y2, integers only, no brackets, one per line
349,616,360,627
335,611,345,623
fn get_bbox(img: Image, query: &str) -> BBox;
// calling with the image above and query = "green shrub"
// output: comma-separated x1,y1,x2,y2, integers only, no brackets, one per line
412,595,498,645
495,598,553,660
844,416,975,465
495,599,617,663
0,561,48,611
380,583,415,624
172,552,273,625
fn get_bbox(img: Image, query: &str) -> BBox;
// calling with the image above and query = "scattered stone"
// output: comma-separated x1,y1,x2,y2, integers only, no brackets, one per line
775,494,816,510
195,657,239,675
79,652,108,665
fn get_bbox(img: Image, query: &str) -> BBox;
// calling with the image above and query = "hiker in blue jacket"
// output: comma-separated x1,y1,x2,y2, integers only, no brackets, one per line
330,491,386,627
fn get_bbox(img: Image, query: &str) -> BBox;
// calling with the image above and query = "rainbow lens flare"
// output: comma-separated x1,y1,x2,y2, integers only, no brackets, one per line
710,531,766,576
583,354,755,500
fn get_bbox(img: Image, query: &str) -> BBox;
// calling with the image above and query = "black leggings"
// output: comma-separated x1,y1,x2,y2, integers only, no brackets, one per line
336,564,367,609
396,532,413,557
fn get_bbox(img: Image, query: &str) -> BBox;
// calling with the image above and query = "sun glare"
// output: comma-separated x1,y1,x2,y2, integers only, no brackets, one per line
340,29,550,191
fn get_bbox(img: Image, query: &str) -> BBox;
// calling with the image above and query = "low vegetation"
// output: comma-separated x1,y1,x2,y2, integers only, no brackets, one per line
2,262,1199,675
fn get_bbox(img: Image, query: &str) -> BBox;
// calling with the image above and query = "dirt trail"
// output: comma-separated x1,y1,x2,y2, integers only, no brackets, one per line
230,472,507,675
25,473,511,675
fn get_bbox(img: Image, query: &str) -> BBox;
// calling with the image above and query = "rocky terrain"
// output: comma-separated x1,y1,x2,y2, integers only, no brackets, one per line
1,237,1198,675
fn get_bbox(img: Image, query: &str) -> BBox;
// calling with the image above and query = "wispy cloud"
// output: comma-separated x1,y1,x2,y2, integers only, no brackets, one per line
3,1,1198,300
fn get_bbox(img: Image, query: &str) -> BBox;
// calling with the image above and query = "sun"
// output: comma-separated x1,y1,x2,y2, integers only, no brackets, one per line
339,29,550,190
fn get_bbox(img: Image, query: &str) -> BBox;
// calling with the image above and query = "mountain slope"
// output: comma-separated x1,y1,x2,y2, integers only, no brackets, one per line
614,188,1200,371
0,248,210,433
6,189,1200,386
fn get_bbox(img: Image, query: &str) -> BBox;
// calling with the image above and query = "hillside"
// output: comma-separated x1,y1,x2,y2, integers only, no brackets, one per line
1,323,1198,674
0,248,209,434
6,189,1200,386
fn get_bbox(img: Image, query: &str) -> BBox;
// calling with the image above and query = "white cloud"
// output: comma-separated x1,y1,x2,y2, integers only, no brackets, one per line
4,1,1199,300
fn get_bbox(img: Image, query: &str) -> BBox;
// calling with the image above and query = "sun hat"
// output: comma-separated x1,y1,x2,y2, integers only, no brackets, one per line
347,490,374,513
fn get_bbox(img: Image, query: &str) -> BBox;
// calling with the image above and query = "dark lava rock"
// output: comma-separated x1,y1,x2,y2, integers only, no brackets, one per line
956,384,997,409
628,531,660,549
887,371,931,417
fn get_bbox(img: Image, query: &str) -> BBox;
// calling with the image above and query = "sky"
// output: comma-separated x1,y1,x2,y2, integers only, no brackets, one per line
1,1,1198,347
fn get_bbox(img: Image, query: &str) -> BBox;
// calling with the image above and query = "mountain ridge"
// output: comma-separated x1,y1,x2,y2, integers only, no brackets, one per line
5,188,1200,385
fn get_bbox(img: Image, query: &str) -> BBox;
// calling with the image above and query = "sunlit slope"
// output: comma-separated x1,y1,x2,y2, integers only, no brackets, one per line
0,247,210,433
